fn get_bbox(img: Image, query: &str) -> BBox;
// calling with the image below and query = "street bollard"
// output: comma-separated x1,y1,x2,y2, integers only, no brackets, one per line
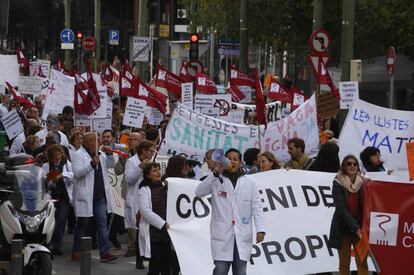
11,239,23,275
80,237,92,275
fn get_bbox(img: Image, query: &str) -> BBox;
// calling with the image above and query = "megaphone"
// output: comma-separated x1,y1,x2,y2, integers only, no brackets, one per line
211,149,230,167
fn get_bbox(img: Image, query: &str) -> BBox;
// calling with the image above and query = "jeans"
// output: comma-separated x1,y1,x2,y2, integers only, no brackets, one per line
72,198,110,255
51,200,70,251
213,241,247,275
338,235,368,275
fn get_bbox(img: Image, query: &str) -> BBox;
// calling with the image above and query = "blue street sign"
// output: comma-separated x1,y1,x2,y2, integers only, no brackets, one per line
60,28,74,43
109,30,120,45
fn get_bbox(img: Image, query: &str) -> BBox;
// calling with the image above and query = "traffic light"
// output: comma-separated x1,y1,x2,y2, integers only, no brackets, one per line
76,32,83,40
189,33,199,60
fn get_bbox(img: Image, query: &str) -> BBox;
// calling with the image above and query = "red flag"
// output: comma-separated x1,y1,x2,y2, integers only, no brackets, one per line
195,72,217,94
136,76,167,114
155,65,182,96
103,64,113,81
229,65,255,87
119,63,140,97
179,62,193,83
16,48,29,69
312,57,341,99
227,84,245,102
5,82,34,110
72,63,101,115
290,86,307,111
268,79,292,103
85,60,101,113
253,68,267,128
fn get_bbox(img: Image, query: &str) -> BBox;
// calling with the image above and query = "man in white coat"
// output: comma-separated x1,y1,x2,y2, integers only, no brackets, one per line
71,132,117,262
35,114,69,146
196,148,265,275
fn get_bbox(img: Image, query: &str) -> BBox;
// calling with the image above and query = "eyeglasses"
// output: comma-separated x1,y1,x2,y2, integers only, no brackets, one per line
346,162,358,167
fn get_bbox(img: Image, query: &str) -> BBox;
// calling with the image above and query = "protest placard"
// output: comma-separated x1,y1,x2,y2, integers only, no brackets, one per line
122,97,147,128
0,54,19,87
1,109,24,139
339,81,359,109
195,94,232,120
181,82,193,109
18,76,44,95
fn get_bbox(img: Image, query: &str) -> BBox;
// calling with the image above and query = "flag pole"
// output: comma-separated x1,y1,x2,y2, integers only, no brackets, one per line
257,124,262,152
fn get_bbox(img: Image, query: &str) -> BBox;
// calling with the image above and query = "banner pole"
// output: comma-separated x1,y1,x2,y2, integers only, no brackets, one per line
258,124,262,152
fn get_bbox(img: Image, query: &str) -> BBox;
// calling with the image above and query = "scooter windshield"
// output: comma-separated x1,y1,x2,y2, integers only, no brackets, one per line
14,165,48,213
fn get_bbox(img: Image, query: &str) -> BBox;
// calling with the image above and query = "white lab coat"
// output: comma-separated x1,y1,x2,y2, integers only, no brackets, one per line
137,185,166,258
35,128,69,146
124,154,143,229
41,161,74,203
71,146,115,217
196,174,265,262
9,132,25,155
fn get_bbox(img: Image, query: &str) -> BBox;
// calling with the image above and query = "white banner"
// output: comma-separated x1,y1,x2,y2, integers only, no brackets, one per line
166,170,375,275
18,76,44,95
1,109,24,139
339,99,414,178
228,101,290,124
42,69,75,120
108,165,125,217
195,94,232,120
0,54,19,87
159,95,318,163
123,97,147,128
181,82,193,110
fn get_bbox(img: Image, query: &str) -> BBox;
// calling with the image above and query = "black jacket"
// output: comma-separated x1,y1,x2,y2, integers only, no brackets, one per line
328,179,364,249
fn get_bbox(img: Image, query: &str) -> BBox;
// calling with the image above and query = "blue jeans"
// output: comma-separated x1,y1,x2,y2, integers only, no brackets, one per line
213,241,247,275
51,200,70,251
72,198,110,255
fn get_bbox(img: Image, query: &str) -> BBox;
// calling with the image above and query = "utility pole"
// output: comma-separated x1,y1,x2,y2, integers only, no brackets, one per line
94,0,101,72
310,0,323,95
64,0,71,70
239,0,248,72
340,0,355,81
137,0,149,81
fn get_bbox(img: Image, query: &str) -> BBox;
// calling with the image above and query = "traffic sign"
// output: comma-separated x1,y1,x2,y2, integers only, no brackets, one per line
308,55,330,75
83,36,96,51
387,46,395,76
186,60,204,77
309,29,331,54
60,28,74,43
109,30,119,45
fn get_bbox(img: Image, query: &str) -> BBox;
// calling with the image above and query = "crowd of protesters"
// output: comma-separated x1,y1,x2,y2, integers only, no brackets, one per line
0,77,391,275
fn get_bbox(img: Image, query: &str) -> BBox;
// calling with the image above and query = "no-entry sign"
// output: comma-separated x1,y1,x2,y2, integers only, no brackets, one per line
83,37,96,51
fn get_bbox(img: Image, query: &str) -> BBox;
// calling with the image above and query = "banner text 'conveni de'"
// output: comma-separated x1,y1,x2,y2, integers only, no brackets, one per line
166,170,376,275
338,99,414,174
160,95,318,163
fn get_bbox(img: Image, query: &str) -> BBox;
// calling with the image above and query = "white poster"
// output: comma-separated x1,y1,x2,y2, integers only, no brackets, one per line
339,81,359,109
159,95,318,163
149,107,163,126
132,36,149,62
195,94,232,120
166,170,376,275
338,99,414,179
29,59,51,78
0,54,19,87
1,109,24,139
42,69,75,120
123,97,147,128
181,82,193,110
18,76,44,95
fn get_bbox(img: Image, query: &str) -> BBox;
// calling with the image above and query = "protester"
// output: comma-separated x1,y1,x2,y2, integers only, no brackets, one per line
196,148,265,275
33,96,43,115
71,132,117,262
359,146,388,173
68,132,83,161
9,118,40,155
328,155,368,275
137,162,171,275
61,105,74,123
124,141,156,261
26,107,41,124
284,137,314,170
257,151,281,172
35,114,69,146
42,144,74,256
101,129,115,148
22,135,40,156
242,148,260,174
309,142,340,173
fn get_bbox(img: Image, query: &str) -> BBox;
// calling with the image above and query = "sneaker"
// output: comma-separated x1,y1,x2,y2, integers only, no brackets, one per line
100,252,118,262
124,248,136,257
71,252,81,262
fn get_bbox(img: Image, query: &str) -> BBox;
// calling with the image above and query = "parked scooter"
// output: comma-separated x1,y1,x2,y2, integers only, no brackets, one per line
0,154,55,275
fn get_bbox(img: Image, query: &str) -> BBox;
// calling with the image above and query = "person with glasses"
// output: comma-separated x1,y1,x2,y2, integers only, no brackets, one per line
328,155,369,275
35,114,69,146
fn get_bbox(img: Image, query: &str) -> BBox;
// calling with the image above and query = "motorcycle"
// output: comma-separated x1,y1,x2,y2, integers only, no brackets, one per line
0,154,55,275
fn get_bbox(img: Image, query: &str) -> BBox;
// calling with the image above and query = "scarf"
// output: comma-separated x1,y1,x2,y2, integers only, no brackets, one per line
335,171,365,193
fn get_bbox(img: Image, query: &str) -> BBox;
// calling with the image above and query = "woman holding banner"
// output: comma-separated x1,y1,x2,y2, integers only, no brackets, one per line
328,155,369,275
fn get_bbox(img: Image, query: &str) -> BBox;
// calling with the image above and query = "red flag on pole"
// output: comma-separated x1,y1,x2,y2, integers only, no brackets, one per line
16,48,29,69
268,79,292,103
5,81,34,110
119,63,140,98
229,65,255,87
227,84,246,102
155,65,182,97
253,68,267,128
136,76,167,114
72,63,101,116
195,72,217,94
85,60,101,113
179,62,193,83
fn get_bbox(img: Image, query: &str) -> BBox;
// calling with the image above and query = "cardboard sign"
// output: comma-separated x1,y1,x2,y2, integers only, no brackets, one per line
316,92,340,119
181,82,193,110
194,94,232,120
123,97,147,128
149,107,163,126
339,81,359,109
18,76,44,95
1,109,24,139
